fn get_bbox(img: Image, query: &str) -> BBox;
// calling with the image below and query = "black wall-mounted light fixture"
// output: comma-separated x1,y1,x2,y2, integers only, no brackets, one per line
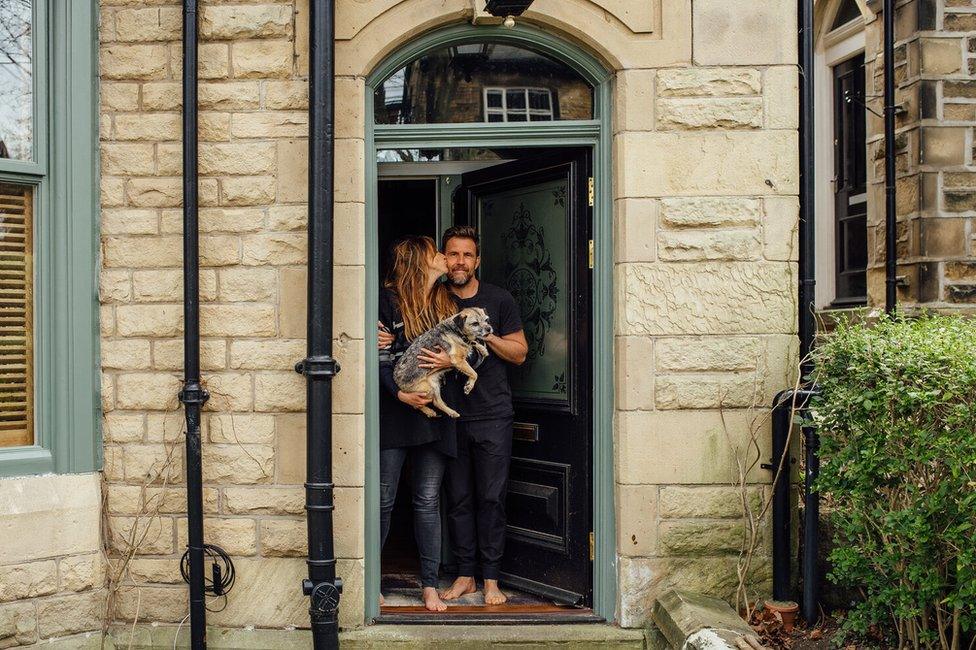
484,0,535,17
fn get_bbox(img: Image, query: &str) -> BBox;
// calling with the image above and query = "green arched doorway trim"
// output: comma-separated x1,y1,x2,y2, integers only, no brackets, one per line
363,22,616,623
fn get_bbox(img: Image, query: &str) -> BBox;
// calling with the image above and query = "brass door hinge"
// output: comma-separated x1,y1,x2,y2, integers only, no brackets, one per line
587,176,594,207
588,240,594,269
589,531,595,561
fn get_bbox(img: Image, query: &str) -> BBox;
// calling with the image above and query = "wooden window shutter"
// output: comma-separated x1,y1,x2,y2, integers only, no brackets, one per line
0,183,33,447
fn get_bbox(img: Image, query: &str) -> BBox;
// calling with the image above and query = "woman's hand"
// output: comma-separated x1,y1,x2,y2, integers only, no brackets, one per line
418,346,453,371
378,321,394,349
398,390,432,409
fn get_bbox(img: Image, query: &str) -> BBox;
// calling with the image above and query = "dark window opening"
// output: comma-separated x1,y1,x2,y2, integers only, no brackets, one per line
832,54,868,305
831,0,863,30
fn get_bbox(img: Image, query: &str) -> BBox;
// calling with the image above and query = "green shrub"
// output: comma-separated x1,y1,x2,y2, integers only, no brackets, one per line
811,314,976,650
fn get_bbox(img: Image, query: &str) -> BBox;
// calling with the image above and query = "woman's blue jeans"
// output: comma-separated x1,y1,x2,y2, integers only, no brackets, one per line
379,444,447,588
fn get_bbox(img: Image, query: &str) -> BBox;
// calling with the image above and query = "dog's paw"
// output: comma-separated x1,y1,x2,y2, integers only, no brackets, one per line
463,381,475,395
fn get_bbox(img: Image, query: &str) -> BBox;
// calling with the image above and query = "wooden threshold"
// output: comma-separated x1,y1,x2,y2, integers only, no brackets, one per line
377,605,602,625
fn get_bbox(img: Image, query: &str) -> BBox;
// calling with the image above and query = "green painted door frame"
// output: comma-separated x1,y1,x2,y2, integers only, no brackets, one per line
362,23,616,623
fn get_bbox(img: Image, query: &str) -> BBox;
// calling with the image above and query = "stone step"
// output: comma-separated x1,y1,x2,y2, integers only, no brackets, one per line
95,623,649,648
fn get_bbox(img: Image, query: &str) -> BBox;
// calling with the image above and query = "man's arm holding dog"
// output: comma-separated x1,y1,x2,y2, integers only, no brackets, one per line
486,331,528,366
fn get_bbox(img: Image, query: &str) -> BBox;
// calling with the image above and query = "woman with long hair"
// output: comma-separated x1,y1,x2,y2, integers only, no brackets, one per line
378,235,458,612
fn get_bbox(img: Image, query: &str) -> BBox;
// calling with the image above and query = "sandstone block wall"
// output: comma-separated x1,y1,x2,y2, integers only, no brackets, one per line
612,1,799,625
98,0,364,631
0,474,104,647
864,0,976,307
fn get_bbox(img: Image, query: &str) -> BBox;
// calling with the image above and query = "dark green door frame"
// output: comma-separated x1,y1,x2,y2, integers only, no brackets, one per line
363,22,616,623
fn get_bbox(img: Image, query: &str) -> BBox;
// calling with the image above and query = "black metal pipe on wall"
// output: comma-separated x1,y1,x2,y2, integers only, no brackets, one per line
179,1,209,647
883,0,898,314
298,1,342,648
770,391,794,601
771,0,817,611
797,0,816,374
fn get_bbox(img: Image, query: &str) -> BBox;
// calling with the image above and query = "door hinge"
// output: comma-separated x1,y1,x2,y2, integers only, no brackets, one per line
588,240,594,269
589,532,595,561
587,176,594,207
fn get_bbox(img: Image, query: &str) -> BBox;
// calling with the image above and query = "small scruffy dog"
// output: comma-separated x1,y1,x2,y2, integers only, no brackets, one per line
394,307,492,418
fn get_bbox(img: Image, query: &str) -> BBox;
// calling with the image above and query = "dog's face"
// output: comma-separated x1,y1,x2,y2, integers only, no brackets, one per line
453,307,492,340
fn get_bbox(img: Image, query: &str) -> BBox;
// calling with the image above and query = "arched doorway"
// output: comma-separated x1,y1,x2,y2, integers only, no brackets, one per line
362,22,615,624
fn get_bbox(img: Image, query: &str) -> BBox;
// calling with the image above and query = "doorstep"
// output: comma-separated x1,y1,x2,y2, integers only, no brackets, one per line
88,623,650,648
342,623,648,648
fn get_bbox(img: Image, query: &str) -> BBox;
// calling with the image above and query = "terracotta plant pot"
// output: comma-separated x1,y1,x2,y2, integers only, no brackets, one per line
765,600,800,633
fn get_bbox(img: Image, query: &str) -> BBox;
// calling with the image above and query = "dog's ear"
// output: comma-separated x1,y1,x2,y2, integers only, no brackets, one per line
452,313,467,330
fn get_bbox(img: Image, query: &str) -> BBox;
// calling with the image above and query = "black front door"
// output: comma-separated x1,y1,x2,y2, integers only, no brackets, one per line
457,149,592,606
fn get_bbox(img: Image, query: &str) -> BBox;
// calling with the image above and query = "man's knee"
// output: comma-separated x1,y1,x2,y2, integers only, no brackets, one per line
379,482,397,511
412,484,440,512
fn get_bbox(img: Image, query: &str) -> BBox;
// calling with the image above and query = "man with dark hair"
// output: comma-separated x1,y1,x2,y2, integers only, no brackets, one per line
438,225,527,605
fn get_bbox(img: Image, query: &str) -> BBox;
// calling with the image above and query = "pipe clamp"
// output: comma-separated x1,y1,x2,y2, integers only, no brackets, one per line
295,356,341,378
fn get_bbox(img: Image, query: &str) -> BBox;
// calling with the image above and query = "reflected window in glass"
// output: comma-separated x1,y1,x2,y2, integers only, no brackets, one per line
0,0,33,161
374,42,593,124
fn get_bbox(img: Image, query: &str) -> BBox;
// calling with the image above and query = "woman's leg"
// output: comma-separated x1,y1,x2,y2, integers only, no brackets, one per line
379,447,407,550
410,445,448,609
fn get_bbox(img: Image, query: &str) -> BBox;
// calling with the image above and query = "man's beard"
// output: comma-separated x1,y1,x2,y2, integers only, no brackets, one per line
448,268,473,287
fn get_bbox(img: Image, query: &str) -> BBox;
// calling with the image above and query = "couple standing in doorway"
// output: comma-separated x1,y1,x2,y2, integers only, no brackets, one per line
377,226,528,612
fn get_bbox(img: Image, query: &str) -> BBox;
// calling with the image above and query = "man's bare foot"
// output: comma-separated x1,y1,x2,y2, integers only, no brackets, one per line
440,575,476,601
422,587,448,612
484,579,507,606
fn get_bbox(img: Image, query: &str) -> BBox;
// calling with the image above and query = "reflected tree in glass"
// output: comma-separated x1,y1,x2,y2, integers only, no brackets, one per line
0,0,32,161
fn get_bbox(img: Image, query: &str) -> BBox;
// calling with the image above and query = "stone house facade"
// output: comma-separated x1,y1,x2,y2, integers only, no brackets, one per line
0,0,972,647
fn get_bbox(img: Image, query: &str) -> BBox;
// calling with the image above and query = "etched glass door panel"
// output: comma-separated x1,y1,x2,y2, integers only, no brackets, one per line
477,178,569,403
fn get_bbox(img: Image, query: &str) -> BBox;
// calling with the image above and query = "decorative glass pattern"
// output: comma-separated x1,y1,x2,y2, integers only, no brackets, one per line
478,179,568,402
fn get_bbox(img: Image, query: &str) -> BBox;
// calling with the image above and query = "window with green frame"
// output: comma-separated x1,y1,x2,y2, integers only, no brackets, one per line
0,0,100,476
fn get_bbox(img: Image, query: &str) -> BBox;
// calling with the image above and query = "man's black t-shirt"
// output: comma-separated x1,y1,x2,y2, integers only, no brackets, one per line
452,282,523,421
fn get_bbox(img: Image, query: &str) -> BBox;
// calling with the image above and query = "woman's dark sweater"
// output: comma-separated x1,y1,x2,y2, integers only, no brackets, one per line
378,288,458,456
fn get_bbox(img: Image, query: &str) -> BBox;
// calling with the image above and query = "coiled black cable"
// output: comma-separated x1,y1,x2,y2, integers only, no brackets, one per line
180,544,235,612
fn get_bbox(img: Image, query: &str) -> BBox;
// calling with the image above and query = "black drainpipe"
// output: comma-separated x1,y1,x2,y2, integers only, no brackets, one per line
797,1,815,370
883,0,898,314
179,0,209,647
297,1,342,648
771,0,816,610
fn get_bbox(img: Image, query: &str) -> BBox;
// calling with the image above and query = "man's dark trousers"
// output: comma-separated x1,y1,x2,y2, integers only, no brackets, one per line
445,417,513,580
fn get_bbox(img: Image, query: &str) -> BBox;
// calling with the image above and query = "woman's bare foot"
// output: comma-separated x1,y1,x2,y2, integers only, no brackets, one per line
483,579,507,606
422,587,448,612
440,575,476,601
379,593,385,607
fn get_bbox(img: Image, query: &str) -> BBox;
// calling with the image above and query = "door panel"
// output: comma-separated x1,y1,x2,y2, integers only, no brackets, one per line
458,149,592,606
